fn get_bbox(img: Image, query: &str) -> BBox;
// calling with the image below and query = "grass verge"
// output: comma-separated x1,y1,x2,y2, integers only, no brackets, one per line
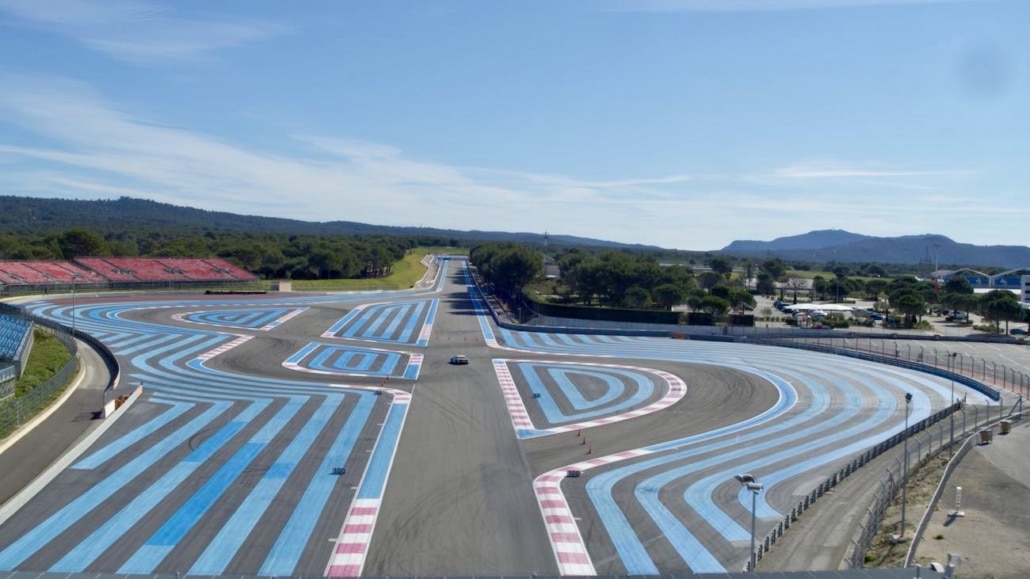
260,247,463,292
15,329,74,398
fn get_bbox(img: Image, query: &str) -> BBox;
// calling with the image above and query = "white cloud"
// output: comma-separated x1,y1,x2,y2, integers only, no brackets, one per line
0,76,677,240
771,161,974,180
0,75,1010,249
0,0,279,62
608,0,987,12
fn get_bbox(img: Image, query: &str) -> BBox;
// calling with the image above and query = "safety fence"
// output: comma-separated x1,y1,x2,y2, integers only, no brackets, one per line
749,337,1004,402
845,401,1023,569
0,324,77,440
0,302,119,440
752,336,1026,400
745,401,962,572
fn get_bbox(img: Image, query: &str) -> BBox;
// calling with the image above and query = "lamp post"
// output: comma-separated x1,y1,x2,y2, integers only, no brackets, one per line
949,352,958,458
900,392,912,538
736,474,763,573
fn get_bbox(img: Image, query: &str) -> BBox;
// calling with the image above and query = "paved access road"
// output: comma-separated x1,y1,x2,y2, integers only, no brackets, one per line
0,257,987,576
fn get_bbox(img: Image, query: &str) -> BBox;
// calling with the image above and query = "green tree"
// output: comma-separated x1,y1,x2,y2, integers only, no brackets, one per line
58,228,106,259
756,273,776,297
727,287,756,312
709,256,733,276
864,278,889,301
698,295,729,315
978,290,1022,333
653,283,687,310
761,259,787,282
624,286,652,309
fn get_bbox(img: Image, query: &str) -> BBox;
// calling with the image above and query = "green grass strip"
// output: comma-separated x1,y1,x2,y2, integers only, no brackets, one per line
15,329,74,398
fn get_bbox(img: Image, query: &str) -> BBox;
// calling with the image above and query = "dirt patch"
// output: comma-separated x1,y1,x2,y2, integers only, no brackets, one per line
863,454,950,568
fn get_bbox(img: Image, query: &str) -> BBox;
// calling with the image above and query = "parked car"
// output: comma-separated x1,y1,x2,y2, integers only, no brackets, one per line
868,312,884,321
810,310,827,318
1010,328,1028,336
450,354,469,365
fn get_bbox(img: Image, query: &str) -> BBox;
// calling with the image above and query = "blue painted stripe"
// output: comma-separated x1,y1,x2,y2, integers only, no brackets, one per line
119,393,299,574
286,342,321,365
403,356,421,380
416,299,438,347
74,401,193,470
189,394,344,575
399,300,427,344
379,303,412,341
360,303,400,339
584,368,796,574
50,400,270,573
258,392,378,576
356,399,407,500
0,402,231,570
549,368,627,410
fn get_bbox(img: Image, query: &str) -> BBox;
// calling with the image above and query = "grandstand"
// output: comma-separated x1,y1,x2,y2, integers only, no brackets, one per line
29,261,106,284
0,257,258,295
0,314,34,381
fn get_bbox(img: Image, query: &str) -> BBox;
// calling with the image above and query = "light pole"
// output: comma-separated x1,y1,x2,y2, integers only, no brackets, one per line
949,352,958,458
900,392,912,538
736,473,763,573
71,280,76,332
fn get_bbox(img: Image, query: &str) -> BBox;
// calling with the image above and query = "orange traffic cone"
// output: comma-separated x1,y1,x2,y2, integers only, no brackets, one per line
581,437,587,445
587,446,592,455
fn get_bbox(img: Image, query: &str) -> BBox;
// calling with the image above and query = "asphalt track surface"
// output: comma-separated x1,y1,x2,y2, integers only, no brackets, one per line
0,257,996,576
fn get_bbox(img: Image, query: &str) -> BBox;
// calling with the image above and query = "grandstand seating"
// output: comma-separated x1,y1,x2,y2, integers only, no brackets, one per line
101,258,192,282
0,262,52,284
26,261,106,283
0,314,32,360
74,258,140,282
204,259,259,281
0,257,258,288
156,258,240,281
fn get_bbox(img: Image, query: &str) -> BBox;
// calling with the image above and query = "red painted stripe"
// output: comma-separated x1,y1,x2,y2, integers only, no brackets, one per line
557,551,590,564
335,542,366,555
328,564,362,577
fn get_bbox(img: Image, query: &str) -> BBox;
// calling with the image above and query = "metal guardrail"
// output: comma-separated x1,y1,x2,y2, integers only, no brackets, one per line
747,338,1003,402
745,402,959,572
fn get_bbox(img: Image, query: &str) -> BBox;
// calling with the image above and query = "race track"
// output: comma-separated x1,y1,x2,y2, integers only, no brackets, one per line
0,257,991,576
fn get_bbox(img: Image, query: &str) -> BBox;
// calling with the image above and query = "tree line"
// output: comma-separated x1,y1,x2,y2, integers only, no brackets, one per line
0,227,461,280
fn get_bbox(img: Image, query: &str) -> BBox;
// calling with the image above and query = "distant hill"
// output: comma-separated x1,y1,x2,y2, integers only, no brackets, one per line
722,230,1030,270
723,229,870,253
0,196,655,250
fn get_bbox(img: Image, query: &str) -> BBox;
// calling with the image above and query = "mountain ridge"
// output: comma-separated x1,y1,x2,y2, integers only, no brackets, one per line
0,195,657,250
721,230,1030,270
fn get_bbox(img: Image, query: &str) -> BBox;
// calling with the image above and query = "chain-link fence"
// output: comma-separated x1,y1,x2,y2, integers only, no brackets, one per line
743,401,962,572
0,323,78,439
773,336,1028,399
844,401,1023,569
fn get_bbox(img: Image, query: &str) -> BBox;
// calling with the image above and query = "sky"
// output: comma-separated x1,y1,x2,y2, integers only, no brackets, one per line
0,0,1026,251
